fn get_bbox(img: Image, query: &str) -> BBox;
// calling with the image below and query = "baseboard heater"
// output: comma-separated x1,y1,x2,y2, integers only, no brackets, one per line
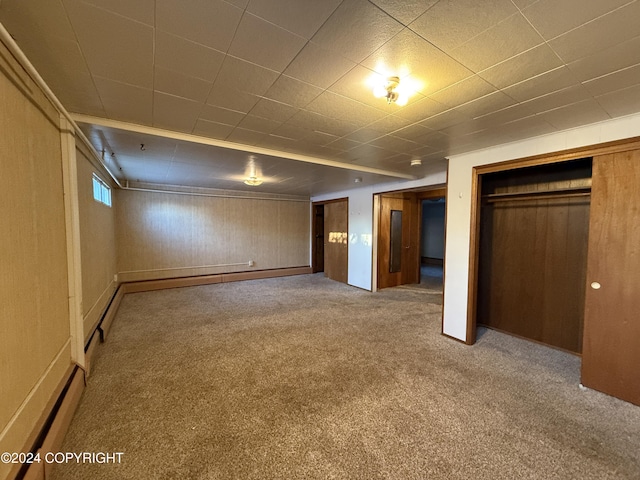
17,367,85,480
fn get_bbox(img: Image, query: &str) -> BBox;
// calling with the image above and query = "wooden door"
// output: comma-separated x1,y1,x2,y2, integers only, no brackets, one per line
377,195,420,289
324,200,348,284
582,151,640,406
312,204,324,273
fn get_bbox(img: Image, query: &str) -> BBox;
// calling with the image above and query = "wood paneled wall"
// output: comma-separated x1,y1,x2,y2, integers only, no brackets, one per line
477,160,592,353
0,39,72,478
76,144,117,341
115,189,310,282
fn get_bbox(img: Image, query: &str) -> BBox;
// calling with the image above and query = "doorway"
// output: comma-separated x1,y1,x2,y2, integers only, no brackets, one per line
375,187,446,291
419,196,445,293
312,199,348,284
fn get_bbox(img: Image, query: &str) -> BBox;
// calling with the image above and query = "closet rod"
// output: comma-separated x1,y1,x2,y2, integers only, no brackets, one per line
484,188,591,203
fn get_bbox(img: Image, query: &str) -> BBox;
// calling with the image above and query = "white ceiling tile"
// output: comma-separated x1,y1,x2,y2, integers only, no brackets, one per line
1,0,76,42
364,115,414,134
284,42,356,89
213,56,279,96
227,13,307,71
94,76,153,125
153,92,202,133
362,28,474,96
391,123,436,143
596,84,640,118
393,97,449,123
226,127,268,146
369,0,439,25
520,84,593,115
428,75,497,108
236,115,282,134
537,99,610,130
248,99,300,123
64,0,153,87
206,87,260,113
192,119,235,139
466,103,536,128
478,44,564,89
419,108,471,130
369,135,421,153
548,1,640,63
583,64,640,98
522,0,632,41
156,0,242,51
154,31,225,82
286,110,359,138
567,35,640,82
200,105,245,126
305,92,387,125
409,0,518,52
154,66,212,103
247,0,342,39
450,13,545,72
454,91,516,119
311,0,404,63
502,66,581,102
78,0,155,26
263,75,324,109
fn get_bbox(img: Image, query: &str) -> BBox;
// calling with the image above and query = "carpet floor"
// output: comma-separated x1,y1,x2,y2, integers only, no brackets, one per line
52,274,640,479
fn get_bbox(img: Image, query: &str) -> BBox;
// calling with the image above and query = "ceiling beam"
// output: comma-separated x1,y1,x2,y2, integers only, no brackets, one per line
71,114,419,181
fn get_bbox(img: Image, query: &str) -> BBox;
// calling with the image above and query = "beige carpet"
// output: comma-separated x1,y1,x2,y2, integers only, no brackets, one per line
52,274,640,479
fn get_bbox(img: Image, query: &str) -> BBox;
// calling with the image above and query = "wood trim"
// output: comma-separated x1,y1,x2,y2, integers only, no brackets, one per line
421,257,444,266
40,368,85,479
474,136,640,175
466,167,482,345
417,187,446,199
122,267,312,294
312,197,349,205
7,364,74,480
83,280,117,343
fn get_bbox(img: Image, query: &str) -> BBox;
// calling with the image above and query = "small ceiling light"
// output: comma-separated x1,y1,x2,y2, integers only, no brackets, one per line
373,76,407,106
411,158,422,166
244,176,263,186
354,177,363,183
244,157,263,186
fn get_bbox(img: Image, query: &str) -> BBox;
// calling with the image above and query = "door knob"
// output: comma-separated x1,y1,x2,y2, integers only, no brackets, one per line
590,281,601,290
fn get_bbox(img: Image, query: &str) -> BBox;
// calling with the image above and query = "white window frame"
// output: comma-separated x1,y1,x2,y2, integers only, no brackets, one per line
92,173,112,207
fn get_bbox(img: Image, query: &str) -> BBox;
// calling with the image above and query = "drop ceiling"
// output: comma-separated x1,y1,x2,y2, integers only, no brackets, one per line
2,0,640,196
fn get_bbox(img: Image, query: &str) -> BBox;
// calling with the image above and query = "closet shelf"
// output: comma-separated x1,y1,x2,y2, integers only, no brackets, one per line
483,186,591,203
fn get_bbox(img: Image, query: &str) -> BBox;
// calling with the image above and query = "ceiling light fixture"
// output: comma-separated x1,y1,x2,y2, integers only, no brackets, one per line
373,76,407,106
411,158,422,166
244,157,263,186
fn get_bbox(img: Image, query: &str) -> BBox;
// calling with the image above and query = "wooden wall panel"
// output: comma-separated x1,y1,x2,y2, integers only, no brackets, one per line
115,189,310,282
477,160,592,353
0,39,72,477
76,146,117,340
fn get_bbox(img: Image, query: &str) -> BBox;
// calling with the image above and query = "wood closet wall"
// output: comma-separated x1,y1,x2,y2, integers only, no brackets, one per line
477,159,592,354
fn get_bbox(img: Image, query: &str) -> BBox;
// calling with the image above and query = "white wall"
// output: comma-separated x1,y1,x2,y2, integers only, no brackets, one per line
312,163,447,290
443,112,640,342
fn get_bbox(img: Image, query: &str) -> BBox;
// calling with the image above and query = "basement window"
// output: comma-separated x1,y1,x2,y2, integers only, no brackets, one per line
92,174,112,207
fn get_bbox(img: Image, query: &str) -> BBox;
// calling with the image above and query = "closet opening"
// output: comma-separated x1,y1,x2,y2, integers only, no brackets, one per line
475,158,592,354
